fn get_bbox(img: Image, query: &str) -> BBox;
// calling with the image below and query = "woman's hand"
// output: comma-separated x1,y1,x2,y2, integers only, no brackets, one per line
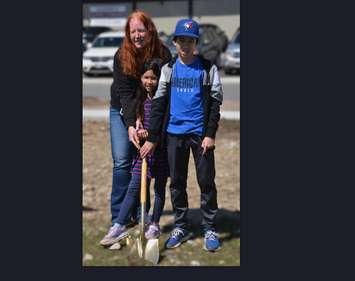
140,141,156,159
128,126,140,149
201,137,215,155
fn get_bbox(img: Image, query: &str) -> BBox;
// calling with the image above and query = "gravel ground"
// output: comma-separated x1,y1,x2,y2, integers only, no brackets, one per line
83,119,239,225
82,118,240,266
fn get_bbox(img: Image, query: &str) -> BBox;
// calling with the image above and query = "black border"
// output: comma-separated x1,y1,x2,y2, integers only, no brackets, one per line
3,0,354,279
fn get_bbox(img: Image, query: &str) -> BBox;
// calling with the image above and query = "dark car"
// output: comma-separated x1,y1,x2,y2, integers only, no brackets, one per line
164,23,229,66
82,26,112,52
197,24,229,66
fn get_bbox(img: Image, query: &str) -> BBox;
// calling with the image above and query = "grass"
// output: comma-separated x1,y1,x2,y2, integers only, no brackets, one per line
83,210,240,267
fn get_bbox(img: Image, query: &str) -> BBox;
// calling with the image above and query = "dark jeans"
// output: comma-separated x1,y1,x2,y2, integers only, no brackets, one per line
117,171,167,225
167,133,218,231
117,173,151,225
109,106,139,224
151,176,168,223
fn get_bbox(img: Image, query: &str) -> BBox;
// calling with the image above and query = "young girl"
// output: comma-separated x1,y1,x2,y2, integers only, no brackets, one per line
101,58,169,245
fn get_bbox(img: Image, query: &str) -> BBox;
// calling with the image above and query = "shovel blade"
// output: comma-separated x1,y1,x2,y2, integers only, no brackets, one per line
144,239,159,264
136,237,143,258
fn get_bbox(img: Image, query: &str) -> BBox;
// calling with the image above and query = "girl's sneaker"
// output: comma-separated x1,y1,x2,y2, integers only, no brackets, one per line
99,223,129,246
145,223,161,239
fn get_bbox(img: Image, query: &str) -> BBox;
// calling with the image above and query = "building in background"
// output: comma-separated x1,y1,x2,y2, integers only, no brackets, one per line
83,0,239,40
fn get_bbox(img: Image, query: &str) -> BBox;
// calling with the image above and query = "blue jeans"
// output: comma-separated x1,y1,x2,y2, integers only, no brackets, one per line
109,106,137,224
117,173,151,225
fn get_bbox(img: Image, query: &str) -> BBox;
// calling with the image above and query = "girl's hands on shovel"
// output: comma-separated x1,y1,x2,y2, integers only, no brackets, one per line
140,141,156,159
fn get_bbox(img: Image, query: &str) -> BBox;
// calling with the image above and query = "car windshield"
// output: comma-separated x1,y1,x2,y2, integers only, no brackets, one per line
92,37,123,48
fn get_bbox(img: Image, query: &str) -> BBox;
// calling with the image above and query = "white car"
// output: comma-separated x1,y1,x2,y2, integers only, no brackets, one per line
219,30,240,75
83,31,124,75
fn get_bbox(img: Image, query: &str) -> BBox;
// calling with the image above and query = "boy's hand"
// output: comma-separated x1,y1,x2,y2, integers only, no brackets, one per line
137,129,148,139
140,141,156,159
201,137,215,155
128,126,140,150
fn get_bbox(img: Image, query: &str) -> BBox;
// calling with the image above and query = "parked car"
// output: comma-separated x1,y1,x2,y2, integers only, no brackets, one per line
219,30,240,74
164,23,229,66
158,30,169,44
197,23,229,66
82,31,124,76
82,26,112,52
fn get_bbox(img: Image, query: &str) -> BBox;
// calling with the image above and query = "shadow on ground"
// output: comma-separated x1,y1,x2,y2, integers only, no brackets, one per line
160,208,240,240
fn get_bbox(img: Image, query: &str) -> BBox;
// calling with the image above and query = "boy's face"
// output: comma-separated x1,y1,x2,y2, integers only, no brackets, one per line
173,36,197,60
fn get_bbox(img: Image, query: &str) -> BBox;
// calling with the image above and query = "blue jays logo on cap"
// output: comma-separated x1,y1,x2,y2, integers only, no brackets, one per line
174,18,199,39
184,21,193,31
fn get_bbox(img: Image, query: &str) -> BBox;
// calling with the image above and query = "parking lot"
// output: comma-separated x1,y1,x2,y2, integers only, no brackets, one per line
83,71,239,113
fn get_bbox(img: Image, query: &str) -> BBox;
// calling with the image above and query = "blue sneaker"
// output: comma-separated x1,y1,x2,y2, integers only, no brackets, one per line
99,223,128,246
203,230,221,252
165,228,191,249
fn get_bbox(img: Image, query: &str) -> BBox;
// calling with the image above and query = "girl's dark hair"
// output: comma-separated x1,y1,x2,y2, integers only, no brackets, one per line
136,58,163,118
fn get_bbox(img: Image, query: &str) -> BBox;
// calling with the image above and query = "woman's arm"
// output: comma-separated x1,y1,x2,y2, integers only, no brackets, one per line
111,51,139,128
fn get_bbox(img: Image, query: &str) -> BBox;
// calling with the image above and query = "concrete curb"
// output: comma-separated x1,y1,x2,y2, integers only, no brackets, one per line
83,108,240,121
83,76,239,85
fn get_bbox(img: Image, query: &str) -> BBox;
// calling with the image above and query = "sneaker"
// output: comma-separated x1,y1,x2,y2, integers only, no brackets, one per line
203,230,221,252
99,223,129,247
165,227,191,249
145,223,161,240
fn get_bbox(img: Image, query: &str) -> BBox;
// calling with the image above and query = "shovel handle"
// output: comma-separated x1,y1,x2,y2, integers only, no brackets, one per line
140,158,148,203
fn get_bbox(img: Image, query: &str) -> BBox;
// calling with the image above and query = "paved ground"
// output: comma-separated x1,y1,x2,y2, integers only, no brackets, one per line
82,75,240,105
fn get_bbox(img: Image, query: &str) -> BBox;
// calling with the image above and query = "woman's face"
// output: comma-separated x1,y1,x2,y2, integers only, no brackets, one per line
129,17,148,49
141,69,158,93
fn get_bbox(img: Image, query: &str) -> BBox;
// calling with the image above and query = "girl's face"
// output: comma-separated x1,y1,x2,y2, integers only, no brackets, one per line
129,17,148,49
141,70,158,93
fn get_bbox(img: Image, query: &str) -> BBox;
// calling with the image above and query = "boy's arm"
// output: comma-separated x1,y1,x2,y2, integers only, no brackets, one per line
205,64,224,138
146,64,170,143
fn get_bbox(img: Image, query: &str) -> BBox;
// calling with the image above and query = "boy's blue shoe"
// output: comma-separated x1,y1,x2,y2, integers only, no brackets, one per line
203,230,221,252
165,227,191,249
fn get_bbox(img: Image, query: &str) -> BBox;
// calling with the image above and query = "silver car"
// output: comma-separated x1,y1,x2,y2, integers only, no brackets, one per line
220,31,240,74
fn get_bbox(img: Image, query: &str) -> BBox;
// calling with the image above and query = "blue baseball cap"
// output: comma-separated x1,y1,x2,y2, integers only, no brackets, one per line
174,19,199,39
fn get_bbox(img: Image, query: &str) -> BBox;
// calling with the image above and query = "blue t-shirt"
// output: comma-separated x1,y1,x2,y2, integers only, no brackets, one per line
167,57,204,136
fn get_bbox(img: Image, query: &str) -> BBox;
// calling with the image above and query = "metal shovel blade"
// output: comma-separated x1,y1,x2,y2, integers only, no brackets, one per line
144,238,159,264
136,237,143,258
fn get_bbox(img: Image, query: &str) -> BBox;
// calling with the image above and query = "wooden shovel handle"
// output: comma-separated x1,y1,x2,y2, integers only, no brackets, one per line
140,158,148,203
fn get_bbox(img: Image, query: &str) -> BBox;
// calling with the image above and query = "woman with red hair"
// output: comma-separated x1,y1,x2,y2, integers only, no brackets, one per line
100,10,171,247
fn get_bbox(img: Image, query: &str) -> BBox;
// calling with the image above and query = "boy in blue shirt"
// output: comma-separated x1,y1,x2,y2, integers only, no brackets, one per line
140,19,223,252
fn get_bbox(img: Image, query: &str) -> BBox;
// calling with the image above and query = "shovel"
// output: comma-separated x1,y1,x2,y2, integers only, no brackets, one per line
137,158,160,264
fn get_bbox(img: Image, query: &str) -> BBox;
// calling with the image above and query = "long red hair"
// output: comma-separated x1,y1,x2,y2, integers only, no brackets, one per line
119,10,166,79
